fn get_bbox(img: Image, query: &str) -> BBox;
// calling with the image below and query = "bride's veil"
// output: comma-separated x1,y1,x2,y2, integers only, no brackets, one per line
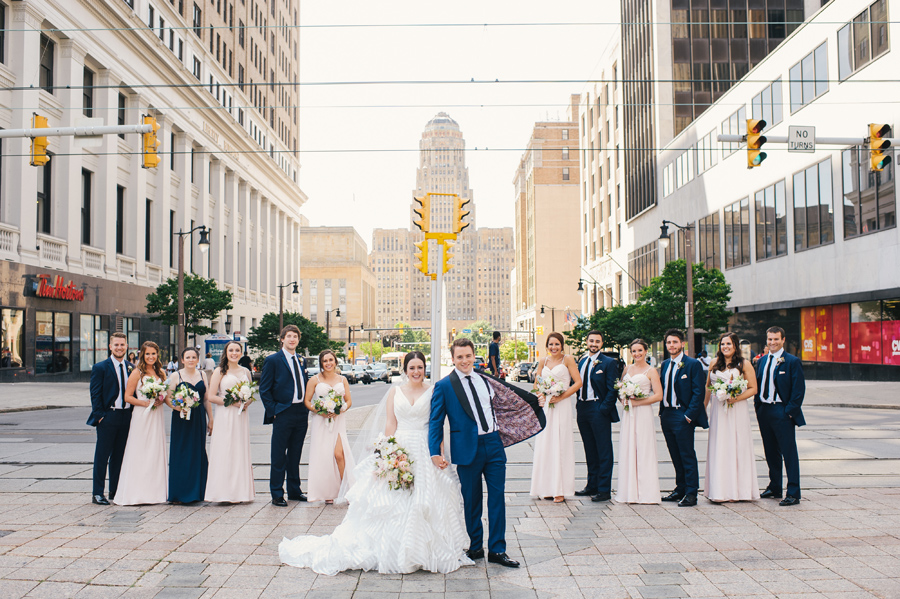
335,381,396,503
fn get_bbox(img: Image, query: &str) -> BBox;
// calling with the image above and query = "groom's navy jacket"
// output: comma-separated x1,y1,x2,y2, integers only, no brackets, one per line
754,351,806,426
87,357,134,426
259,351,308,424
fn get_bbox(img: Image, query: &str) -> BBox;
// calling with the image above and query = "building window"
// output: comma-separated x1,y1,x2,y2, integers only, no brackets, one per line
838,0,890,81
81,169,92,245
696,129,718,175
117,93,126,139
562,128,569,140
562,167,570,181
36,157,51,234
178,38,184,62
562,147,569,160
842,145,896,238
145,199,152,262
193,56,201,80
627,241,657,302
79,314,108,372
124,317,139,350
39,34,54,93
170,132,176,171
789,42,828,113
116,185,125,254
724,197,751,269
35,311,71,374
1,308,24,369
193,3,202,36
720,106,746,157
238,64,244,91
239,19,245,47
169,210,176,268
82,68,94,117
793,157,835,251
751,78,783,128
0,1,7,64
754,180,788,261
698,211,720,270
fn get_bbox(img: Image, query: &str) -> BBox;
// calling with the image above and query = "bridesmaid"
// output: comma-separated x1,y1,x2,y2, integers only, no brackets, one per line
114,341,169,505
615,339,663,504
704,332,759,503
304,350,355,503
205,340,256,503
164,347,213,504
530,332,582,503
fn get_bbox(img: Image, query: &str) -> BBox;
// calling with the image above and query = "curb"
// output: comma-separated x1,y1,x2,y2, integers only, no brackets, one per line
0,406,70,414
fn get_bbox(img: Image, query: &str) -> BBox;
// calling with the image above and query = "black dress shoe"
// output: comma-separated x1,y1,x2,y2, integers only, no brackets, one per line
760,488,783,499
574,488,598,497
92,495,109,506
779,496,800,506
661,491,684,502
591,492,611,502
271,497,288,507
488,552,520,568
466,548,484,560
287,493,308,502
678,494,698,507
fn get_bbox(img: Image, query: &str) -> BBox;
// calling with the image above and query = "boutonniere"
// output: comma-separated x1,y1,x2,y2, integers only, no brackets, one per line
127,365,134,374
676,362,685,370
776,357,785,365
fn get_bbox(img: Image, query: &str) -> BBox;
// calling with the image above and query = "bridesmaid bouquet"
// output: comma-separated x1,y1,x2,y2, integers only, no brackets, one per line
137,377,169,410
532,373,565,409
614,378,648,411
708,374,749,408
373,434,414,491
172,385,201,420
312,389,345,431
224,380,259,413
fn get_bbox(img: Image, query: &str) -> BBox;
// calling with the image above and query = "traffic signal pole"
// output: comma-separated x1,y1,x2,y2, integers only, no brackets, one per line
718,134,899,145
0,122,154,139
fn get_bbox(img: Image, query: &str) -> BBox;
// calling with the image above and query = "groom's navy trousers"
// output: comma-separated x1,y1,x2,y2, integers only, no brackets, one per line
457,430,507,555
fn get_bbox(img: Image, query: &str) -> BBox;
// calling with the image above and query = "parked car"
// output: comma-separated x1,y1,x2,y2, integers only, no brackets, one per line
366,363,392,383
353,364,372,384
473,355,488,372
511,362,532,382
339,363,358,384
425,362,431,379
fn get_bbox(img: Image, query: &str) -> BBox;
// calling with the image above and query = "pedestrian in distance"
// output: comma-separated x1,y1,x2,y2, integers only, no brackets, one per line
239,351,253,371
658,329,708,507
488,331,501,376
87,332,133,505
755,326,806,506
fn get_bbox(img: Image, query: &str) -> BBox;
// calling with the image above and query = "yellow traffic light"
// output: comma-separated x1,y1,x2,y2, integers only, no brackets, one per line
479,327,484,334
142,115,161,169
412,195,431,232
869,124,892,172
442,240,455,274
746,119,767,169
414,240,428,275
452,328,457,337
536,325,544,335
452,196,471,233
30,114,50,167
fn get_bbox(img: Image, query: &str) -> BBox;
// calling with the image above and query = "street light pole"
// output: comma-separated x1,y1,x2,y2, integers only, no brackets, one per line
325,308,341,340
277,281,299,332
659,220,695,350
174,225,210,363
540,305,556,333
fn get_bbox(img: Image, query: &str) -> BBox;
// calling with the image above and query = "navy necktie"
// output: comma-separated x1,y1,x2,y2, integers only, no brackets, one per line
118,363,127,409
580,358,590,400
665,361,675,407
762,355,774,400
466,375,490,433
292,355,303,400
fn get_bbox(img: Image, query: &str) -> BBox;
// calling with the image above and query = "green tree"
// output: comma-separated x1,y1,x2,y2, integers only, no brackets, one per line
635,259,732,341
359,341,383,362
146,274,233,337
500,339,529,363
454,319,494,349
246,311,343,356
565,304,654,354
392,322,431,355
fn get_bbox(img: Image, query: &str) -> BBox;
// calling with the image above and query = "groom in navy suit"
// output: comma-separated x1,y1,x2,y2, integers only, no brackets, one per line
755,326,805,506
429,338,519,568
659,329,708,507
87,332,133,505
574,330,619,502
260,324,310,507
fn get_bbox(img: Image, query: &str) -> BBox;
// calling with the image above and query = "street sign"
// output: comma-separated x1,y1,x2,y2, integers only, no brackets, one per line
788,126,815,153
462,328,472,334
526,342,536,346
349,343,357,347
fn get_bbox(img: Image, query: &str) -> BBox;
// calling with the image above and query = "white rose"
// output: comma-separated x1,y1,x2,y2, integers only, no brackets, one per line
323,399,336,412
716,389,728,400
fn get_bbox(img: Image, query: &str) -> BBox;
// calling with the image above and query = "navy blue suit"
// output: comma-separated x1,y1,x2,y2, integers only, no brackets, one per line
659,355,707,497
754,351,805,498
88,357,134,498
429,370,507,554
575,353,619,494
260,351,309,499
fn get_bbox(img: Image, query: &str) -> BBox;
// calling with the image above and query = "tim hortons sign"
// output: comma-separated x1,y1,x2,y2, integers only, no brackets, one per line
34,274,85,301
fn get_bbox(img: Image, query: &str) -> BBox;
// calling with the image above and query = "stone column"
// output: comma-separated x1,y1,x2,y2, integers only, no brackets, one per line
57,39,88,271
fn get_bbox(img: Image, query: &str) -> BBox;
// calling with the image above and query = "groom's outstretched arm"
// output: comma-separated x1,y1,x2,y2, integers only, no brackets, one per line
428,382,447,459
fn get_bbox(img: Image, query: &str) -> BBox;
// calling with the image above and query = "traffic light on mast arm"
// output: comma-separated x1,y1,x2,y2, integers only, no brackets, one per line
142,115,161,169
746,119,767,169
452,196,471,233
442,240,455,273
412,195,431,232
869,124,892,172
30,114,50,167
413,240,428,275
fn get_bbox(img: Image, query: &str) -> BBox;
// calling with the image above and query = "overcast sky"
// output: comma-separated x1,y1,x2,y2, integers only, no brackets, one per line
296,1,619,247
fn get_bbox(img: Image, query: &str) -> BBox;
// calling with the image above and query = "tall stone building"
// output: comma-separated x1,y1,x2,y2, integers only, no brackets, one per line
371,113,513,334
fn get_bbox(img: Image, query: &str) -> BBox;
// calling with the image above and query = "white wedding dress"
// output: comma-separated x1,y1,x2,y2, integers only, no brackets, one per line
279,386,473,575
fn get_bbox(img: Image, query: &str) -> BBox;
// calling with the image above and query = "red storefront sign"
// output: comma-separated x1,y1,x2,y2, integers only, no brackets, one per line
833,304,850,363
801,307,817,361
883,320,900,366
34,274,85,302
851,322,882,364
816,305,833,362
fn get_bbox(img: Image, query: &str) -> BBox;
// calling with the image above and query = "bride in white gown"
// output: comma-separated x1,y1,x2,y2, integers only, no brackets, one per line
279,351,473,575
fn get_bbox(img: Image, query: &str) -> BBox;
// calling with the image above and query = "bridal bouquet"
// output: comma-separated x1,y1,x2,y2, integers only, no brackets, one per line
224,380,259,413
708,374,749,408
137,377,168,410
533,372,566,409
614,378,648,412
312,388,344,431
373,434,414,491
172,384,201,420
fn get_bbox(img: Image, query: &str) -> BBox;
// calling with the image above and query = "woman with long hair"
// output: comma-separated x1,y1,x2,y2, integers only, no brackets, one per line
164,347,213,503
530,332,582,502
615,339,663,504
205,340,255,503
704,332,759,502
114,341,169,505
304,349,355,503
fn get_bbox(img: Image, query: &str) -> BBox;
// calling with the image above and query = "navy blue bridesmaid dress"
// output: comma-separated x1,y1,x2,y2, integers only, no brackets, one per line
168,373,209,503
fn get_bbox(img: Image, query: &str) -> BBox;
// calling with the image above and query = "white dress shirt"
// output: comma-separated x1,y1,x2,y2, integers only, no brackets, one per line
111,356,127,409
663,352,684,408
282,348,305,403
580,352,600,400
760,348,784,404
454,368,495,434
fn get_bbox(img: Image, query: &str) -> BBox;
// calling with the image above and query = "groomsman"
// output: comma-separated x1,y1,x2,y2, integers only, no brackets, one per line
87,333,133,505
659,329,708,507
755,326,805,506
260,325,310,506
574,330,619,502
